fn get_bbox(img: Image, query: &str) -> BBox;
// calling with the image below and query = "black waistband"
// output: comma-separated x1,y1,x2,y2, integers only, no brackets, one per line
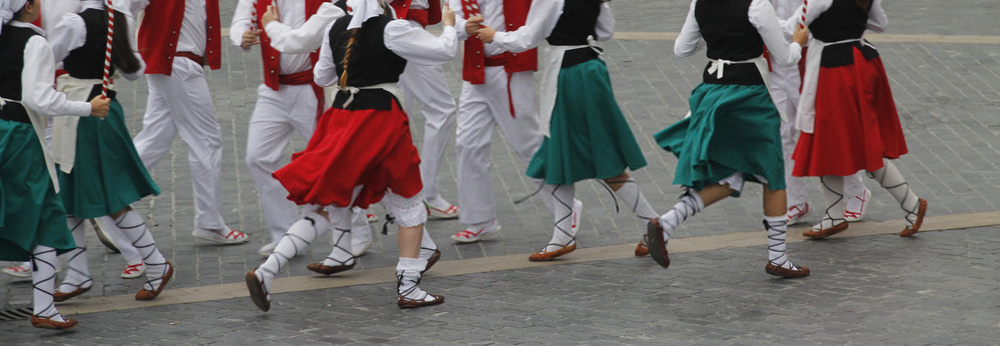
561,46,601,68
821,39,879,68
701,62,764,85
331,89,399,111
0,102,30,124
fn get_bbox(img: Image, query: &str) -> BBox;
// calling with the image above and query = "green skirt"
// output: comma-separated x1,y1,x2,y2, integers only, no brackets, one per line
654,83,785,195
0,120,76,261
58,99,160,218
526,59,647,184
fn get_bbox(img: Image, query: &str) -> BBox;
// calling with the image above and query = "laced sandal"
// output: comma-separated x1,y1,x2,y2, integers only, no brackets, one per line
245,269,270,312
397,293,445,308
53,279,93,302
765,261,811,278
900,198,928,237
135,260,173,301
422,249,441,274
121,262,145,279
528,239,577,262
396,271,444,308
646,219,670,268
634,235,649,257
802,221,848,239
307,257,356,276
31,315,78,330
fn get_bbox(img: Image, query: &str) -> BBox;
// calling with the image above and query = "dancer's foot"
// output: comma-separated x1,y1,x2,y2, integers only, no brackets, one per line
786,203,810,226
764,261,811,278
646,219,670,268
135,261,173,301
245,269,270,312
306,261,356,275
31,315,77,330
844,188,871,222
192,227,248,245
421,249,441,274
802,221,848,239
121,261,145,279
634,236,649,257
397,293,445,308
257,242,279,257
527,239,576,261
450,219,501,243
900,198,928,237
425,197,460,219
53,282,92,302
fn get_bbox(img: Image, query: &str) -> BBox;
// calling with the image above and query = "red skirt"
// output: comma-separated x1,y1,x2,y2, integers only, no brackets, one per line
273,101,422,208
792,48,908,177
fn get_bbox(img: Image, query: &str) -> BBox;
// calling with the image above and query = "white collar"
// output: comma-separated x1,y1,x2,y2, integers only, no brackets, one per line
9,20,45,35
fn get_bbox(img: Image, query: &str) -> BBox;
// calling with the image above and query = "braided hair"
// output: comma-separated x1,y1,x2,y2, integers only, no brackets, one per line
338,27,362,91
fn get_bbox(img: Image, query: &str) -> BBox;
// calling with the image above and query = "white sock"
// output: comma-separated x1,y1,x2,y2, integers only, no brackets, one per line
31,246,65,322
322,207,355,267
113,210,167,291
543,184,576,252
396,257,433,301
96,216,142,264
350,208,372,243
419,225,438,260
258,210,330,293
657,191,704,241
764,216,795,270
612,178,658,220
58,217,92,293
868,159,921,225
817,175,847,230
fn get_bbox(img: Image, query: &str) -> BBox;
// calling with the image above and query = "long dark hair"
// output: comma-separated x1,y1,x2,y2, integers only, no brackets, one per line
103,8,142,74
855,0,872,12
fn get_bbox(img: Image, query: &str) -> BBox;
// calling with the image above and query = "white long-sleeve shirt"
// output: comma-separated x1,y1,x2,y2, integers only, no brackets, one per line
675,0,801,67
490,0,614,54
313,20,457,87
449,0,512,57
10,21,92,118
260,3,345,55
48,1,145,81
231,0,338,74
783,0,887,36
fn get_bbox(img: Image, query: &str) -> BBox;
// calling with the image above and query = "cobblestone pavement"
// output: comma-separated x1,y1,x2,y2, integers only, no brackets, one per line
3,227,998,344
2,0,1000,342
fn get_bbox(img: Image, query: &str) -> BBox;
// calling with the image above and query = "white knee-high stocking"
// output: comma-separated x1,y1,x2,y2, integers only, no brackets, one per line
58,217,92,293
95,216,142,265
31,246,65,322
764,216,797,270
543,184,576,252
420,225,438,260
321,207,354,267
613,178,658,221
257,209,330,292
657,191,704,241
868,159,921,225
112,210,168,291
817,175,847,230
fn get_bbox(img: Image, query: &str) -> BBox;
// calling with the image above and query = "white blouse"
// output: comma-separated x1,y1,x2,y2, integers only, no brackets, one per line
313,19,457,87
10,21,92,117
675,0,801,67
490,0,614,53
48,0,145,81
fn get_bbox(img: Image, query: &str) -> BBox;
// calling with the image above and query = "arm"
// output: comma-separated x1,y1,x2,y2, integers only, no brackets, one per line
121,12,146,81
48,13,86,65
782,0,832,36
312,22,340,87
22,37,92,117
449,1,471,41
264,3,345,54
488,0,562,53
674,0,704,57
594,2,615,42
749,0,801,67
866,0,887,33
229,0,255,48
384,19,458,65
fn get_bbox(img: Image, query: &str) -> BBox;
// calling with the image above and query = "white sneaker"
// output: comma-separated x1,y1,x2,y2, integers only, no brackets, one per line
786,203,810,226
844,188,871,222
121,262,145,279
450,219,502,243
425,197,460,219
3,262,31,281
192,226,249,244
257,242,279,256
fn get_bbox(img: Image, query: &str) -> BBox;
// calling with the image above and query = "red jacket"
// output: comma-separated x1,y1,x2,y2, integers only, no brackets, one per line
138,0,222,75
462,0,536,84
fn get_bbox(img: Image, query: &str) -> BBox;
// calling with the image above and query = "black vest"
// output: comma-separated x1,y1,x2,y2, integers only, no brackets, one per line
0,25,40,124
694,0,765,85
328,15,407,110
547,0,601,67
64,8,117,80
811,0,879,67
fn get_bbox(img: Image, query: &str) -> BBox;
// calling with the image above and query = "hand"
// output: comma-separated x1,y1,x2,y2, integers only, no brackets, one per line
475,25,495,43
261,5,279,28
241,29,262,50
88,95,110,118
465,16,484,35
442,2,455,27
792,24,809,47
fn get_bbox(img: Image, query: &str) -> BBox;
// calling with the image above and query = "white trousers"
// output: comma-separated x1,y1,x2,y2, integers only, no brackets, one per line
456,67,543,224
133,58,226,230
398,63,456,200
773,63,865,207
246,83,318,243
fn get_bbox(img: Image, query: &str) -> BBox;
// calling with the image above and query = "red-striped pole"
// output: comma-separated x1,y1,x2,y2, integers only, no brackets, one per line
102,0,114,99
799,0,808,29
250,1,259,31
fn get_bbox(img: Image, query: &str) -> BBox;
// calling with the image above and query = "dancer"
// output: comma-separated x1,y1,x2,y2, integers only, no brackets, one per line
476,0,655,260
388,0,461,219
246,0,457,310
788,0,926,238
230,0,347,256
768,0,870,226
0,0,110,329
649,0,811,277
449,0,571,244
45,0,174,303
131,0,248,245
